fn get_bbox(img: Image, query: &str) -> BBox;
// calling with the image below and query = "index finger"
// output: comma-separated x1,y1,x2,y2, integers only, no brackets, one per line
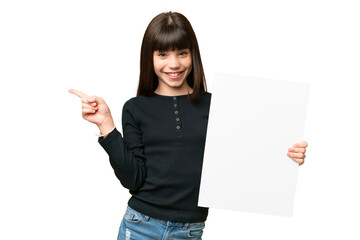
293,141,308,148
68,89,89,99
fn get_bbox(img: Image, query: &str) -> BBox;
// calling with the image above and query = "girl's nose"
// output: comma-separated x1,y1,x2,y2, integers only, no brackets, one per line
168,56,180,69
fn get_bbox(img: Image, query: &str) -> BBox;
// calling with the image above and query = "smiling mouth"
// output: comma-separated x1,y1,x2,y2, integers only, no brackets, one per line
165,71,184,79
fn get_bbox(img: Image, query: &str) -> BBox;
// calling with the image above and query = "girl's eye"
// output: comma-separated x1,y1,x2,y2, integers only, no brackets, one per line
179,51,188,56
159,53,166,57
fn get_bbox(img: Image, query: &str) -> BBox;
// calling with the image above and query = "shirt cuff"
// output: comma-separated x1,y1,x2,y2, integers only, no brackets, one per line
98,127,121,146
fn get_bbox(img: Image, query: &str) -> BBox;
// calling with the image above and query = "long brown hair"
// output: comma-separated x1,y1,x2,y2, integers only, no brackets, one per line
136,11,207,102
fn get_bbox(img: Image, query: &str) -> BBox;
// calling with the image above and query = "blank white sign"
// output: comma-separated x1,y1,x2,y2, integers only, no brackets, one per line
198,73,310,217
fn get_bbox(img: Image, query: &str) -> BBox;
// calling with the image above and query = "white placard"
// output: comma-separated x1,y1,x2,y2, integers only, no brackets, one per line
198,73,310,217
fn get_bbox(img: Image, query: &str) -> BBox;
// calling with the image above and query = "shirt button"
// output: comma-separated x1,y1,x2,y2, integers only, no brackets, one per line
173,97,176,100
174,104,177,107
176,126,180,129
176,118,180,121
174,110,178,114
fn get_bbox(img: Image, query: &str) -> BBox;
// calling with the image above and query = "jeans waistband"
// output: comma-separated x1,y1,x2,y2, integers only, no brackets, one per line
126,205,205,230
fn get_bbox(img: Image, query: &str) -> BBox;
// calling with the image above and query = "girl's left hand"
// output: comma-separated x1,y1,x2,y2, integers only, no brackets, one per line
287,141,308,166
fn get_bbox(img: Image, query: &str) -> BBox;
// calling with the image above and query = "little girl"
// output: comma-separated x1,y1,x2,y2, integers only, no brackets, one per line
69,11,308,240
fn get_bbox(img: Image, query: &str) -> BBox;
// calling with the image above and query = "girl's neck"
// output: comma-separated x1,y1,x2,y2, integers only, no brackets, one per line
154,85,193,96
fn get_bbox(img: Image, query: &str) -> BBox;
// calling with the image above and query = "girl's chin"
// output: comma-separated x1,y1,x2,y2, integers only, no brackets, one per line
163,77,185,86
162,80,186,89
168,83,184,88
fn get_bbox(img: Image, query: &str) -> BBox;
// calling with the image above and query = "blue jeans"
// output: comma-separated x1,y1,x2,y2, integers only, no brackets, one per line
118,205,205,240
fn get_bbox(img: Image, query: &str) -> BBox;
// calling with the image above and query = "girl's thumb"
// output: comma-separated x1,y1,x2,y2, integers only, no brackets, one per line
88,96,103,103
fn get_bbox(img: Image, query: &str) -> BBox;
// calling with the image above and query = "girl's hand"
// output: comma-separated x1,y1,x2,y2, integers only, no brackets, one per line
287,141,308,166
69,89,115,133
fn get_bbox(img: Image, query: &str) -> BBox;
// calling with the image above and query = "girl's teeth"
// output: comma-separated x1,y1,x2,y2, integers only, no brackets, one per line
168,73,180,77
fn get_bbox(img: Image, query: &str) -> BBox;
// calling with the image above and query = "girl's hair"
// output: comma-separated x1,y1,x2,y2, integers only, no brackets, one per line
136,11,207,102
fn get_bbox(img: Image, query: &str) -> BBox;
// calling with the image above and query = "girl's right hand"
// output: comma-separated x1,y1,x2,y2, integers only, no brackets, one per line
69,89,115,133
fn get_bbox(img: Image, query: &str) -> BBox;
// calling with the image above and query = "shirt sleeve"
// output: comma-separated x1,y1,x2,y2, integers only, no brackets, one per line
98,99,146,191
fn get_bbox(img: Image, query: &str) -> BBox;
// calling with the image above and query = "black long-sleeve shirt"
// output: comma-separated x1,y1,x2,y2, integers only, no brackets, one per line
98,91,211,222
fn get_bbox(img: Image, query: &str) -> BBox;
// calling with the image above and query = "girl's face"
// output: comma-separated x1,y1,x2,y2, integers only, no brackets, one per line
153,49,192,93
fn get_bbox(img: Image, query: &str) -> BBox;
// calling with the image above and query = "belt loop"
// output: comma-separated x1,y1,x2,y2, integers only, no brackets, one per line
142,214,150,221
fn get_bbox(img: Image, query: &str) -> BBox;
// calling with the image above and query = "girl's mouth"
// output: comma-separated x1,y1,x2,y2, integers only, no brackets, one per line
165,71,184,79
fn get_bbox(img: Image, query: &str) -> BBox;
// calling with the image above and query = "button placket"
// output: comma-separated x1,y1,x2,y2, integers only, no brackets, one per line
172,96,182,134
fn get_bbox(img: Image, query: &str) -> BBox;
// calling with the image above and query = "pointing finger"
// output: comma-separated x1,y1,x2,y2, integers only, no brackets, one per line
68,89,89,99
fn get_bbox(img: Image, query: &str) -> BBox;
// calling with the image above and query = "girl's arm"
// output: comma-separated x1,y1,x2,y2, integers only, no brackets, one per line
69,89,146,191
98,99,146,191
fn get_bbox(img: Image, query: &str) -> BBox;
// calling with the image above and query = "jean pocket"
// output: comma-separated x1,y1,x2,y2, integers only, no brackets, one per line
123,206,142,223
187,222,205,237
